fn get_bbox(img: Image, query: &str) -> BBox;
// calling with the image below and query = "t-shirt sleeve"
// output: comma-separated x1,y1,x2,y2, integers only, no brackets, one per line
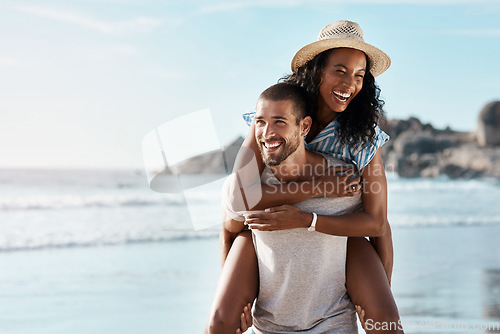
242,110,256,126
350,126,390,170
221,177,245,222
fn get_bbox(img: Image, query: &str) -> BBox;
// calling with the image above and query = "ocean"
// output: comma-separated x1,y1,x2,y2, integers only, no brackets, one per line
1,168,500,333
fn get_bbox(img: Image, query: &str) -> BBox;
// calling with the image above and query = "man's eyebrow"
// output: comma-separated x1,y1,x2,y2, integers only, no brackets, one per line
333,64,366,72
255,115,289,120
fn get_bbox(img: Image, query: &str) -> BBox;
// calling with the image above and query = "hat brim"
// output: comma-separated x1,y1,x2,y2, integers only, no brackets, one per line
291,39,391,77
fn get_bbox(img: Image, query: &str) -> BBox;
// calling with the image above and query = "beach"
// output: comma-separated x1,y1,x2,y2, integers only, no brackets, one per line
1,225,499,333
1,169,500,333
0,238,219,333
392,225,500,333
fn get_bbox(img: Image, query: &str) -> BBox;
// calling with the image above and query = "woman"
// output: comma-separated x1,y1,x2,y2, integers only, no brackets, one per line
206,20,402,334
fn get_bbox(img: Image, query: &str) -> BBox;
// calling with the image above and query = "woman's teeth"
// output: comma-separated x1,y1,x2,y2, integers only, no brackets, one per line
333,91,351,102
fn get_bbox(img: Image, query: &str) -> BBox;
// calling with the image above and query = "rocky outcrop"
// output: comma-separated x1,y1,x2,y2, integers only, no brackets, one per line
477,101,500,147
381,104,500,178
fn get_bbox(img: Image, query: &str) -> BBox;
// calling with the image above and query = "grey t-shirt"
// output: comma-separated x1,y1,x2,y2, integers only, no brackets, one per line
223,154,361,333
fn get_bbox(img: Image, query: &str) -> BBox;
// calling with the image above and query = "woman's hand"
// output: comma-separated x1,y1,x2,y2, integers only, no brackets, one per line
245,205,311,231
314,166,362,198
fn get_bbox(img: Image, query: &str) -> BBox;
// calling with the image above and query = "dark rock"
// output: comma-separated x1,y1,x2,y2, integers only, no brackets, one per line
381,110,500,179
393,132,454,156
477,101,500,147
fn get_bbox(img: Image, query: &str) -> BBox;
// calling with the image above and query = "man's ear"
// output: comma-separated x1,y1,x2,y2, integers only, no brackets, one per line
300,116,312,137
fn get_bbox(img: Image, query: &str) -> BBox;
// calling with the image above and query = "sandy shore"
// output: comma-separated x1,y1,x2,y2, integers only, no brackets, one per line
392,224,500,333
0,224,499,333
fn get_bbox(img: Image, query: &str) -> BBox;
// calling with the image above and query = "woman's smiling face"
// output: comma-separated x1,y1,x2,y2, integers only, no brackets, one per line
317,48,367,117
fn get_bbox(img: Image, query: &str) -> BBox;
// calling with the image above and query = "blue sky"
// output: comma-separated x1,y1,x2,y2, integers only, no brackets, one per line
1,0,499,169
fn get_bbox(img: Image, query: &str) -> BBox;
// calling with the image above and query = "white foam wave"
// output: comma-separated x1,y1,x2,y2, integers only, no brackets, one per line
388,177,500,192
0,193,190,210
0,229,219,252
389,213,500,228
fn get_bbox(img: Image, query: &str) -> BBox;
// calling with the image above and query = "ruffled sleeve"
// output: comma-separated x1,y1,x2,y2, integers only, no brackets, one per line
242,110,256,126
349,126,390,170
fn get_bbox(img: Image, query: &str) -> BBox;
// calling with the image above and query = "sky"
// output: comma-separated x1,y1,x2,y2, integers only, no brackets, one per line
1,0,499,169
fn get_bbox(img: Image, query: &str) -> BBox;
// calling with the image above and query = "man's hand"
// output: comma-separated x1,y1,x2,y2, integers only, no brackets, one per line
235,303,253,334
355,305,367,330
314,166,362,198
244,205,310,231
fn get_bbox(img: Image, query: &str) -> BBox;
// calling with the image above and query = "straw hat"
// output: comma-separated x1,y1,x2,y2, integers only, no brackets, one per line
291,20,391,77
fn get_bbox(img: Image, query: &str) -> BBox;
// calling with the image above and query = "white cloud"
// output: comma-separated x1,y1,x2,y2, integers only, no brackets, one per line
16,4,164,35
199,0,497,13
199,0,302,13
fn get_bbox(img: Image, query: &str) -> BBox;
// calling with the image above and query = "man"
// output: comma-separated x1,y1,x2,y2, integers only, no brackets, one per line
214,83,361,333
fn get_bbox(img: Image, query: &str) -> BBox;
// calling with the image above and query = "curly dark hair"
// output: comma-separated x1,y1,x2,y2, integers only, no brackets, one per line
280,49,386,147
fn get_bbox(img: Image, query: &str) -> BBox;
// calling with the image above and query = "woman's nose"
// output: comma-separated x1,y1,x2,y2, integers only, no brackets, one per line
342,75,355,89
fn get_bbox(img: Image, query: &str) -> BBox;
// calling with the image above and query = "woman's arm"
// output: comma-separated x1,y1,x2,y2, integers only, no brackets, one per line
245,148,394,279
245,149,387,237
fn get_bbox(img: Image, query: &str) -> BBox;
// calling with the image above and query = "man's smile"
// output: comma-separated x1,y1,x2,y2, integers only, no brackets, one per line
261,140,283,153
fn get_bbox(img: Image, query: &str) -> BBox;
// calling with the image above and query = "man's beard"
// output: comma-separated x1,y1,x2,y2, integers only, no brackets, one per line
258,133,300,167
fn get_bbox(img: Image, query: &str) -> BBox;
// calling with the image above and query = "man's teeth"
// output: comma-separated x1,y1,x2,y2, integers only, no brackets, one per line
264,142,281,148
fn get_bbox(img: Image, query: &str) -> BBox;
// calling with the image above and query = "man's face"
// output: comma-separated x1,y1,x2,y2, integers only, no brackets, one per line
254,99,302,166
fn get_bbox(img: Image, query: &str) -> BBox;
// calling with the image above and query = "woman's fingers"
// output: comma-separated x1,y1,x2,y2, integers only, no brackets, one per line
247,223,276,231
246,206,309,231
245,213,280,230
343,181,362,196
264,204,295,213
319,166,362,197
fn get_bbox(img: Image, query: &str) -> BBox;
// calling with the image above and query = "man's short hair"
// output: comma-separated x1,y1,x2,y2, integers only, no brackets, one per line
258,83,311,123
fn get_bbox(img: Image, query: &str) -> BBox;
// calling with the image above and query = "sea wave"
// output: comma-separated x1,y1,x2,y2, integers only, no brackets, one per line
388,176,500,191
0,191,221,211
0,229,219,252
389,214,500,228
2,216,499,252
